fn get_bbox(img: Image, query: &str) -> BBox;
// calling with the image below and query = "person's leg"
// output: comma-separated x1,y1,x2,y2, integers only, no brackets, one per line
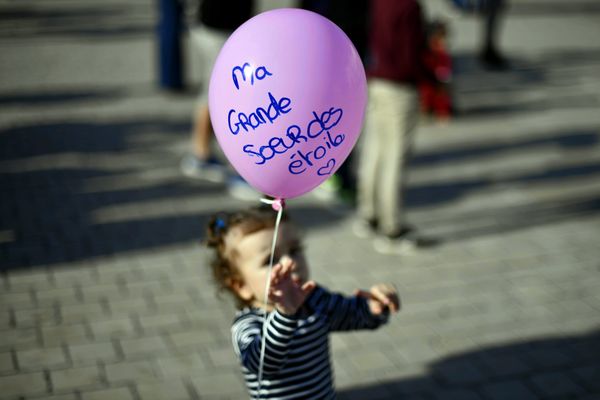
357,81,384,224
191,103,212,160
181,25,228,181
480,0,507,68
378,84,418,236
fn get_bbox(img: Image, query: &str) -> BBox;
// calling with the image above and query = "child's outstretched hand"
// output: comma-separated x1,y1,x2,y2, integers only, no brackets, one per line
269,257,316,316
355,284,400,316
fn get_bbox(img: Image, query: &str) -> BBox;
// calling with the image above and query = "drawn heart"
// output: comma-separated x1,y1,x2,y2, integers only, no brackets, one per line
317,158,336,176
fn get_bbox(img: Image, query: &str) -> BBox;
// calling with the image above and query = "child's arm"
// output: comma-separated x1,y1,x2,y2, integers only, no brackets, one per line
309,284,400,332
231,260,316,375
231,309,299,375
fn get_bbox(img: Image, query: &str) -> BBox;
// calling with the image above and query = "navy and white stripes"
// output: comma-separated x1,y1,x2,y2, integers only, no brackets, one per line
231,286,388,399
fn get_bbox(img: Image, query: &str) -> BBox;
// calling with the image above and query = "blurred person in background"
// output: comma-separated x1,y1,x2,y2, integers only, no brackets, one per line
480,0,507,69
180,0,258,200
449,0,508,69
300,0,369,204
356,0,437,254
158,0,184,90
419,19,453,123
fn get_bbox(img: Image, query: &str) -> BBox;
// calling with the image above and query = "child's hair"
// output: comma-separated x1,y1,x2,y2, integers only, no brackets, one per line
205,205,289,308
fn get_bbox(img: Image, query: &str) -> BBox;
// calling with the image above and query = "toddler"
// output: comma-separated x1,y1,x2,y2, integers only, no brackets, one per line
420,19,453,122
206,206,400,399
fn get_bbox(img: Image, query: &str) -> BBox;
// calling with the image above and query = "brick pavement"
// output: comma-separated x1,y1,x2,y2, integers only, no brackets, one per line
1,0,599,399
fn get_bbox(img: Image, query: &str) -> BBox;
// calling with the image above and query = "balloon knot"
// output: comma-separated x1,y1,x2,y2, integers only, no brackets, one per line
260,197,285,211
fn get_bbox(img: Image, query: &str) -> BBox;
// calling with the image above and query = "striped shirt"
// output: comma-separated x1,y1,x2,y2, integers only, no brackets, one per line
231,286,388,399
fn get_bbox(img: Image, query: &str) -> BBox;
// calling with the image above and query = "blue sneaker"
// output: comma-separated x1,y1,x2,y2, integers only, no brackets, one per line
180,155,226,183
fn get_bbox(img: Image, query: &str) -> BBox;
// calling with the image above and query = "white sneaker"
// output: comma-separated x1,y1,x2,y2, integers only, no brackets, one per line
180,155,226,183
373,236,419,255
352,219,378,239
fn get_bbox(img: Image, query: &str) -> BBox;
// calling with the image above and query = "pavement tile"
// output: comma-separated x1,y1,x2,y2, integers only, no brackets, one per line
569,364,600,392
35,287,80,307
430,389,483,400
136,380,191,400
137,313,184,333
119,336,169,359
529,371,586,398
433,358,488,385
60,303,105,323
29,395,78,400
0,351,16,374
0,371,47,397
105,360,162,384
51,365,103,392
89,317,137,339
206,346,239,369
14,306,58,327
0,327,40,350
105,297,151,316
480,380,538,400
190,371,247,398
0,291,35,310
157,353,208,377
17,346,68,370
81,387,134,400
68,341,119,365
41,323,90,346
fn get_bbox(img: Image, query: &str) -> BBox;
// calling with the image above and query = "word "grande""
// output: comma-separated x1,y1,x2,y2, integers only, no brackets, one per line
228,92,292,135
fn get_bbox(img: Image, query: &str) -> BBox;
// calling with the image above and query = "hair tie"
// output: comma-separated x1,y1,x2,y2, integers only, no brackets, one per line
215,217,227,233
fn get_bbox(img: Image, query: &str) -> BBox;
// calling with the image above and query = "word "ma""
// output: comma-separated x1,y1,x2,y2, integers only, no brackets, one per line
232,63,273,90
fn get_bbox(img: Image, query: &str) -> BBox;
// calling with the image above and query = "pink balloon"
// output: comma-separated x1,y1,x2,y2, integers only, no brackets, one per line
209,8,367,199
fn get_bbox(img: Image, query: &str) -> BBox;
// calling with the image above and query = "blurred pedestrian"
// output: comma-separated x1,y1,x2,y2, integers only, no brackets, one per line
356,0,435,254
180,0,258,200
158,0,184,90
300,0,369,203
449,0,508,69
480,0,508,69
420,19,453,122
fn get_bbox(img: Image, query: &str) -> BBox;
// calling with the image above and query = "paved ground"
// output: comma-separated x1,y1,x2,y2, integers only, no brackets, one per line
1,0,599,399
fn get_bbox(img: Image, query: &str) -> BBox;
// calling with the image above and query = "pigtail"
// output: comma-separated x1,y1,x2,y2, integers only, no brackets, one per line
206,213,229,249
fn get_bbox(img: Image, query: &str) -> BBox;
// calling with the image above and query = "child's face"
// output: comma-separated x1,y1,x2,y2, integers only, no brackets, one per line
226,223,308,309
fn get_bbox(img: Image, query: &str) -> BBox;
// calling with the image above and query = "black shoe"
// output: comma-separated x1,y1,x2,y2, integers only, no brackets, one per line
480,47,509,70
352,218,379,238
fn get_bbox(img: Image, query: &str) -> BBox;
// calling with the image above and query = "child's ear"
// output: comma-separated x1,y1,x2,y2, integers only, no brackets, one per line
227,278,254,302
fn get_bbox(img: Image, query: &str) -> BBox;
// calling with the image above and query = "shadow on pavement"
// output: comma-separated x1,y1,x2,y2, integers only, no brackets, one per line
452,49,600,117
509,1,600,17
0,117,348,270
0,88,125,106
0,3,153,40
411,130,599,167
2,116,599,269
338,330,600,400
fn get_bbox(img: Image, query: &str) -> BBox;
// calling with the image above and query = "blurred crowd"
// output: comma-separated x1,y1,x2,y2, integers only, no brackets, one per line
158,0,508,254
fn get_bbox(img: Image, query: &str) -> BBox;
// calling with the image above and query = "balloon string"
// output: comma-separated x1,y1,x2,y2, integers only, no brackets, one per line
256,198,285,400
